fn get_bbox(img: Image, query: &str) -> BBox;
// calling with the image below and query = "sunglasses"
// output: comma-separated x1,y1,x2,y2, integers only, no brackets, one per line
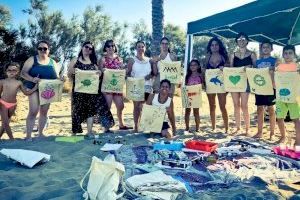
237,38,247,42
38,47,48,51
84,45,93,50
107,44,115,48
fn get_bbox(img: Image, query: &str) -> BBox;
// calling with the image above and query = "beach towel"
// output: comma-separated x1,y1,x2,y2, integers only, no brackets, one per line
126,170,187,200
0,149,50,168
126,77,145,101
159,61,181,84
246,68,274,95
139,104,166,133
181,84,202,108
275,71,300,103
80,155,125,200
205,69,226,94
101,69,126,93
55,136,84,143
74,69,100,94
38,79,63,105
223,67,247,92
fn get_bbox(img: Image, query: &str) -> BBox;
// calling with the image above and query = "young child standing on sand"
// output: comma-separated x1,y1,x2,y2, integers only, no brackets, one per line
253,40,277,140
184,59,203,134
0,63,38,140
275,45,300,146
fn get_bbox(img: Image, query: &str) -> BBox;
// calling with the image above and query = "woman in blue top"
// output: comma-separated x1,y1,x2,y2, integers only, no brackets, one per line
21,40,62,140
230,33,257,136
204,37,229,133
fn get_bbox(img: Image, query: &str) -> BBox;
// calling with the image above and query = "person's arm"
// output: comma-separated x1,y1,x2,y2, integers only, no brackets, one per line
126,58,134,77
251,51,257,68
170,53,177,61
67,58,77,80
229,53,235,68
149,59,158,77
0,80,3,97
146,93,155,105
21,57,39,82
167,99,176,134
98,57,106,72
19,81,38,95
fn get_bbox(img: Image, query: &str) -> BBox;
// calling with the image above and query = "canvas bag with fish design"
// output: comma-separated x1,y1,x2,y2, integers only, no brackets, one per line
205,69,226,94
38,79,63,105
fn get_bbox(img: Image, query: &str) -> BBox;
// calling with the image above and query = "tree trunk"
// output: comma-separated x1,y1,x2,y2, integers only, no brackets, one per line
151,0,164,56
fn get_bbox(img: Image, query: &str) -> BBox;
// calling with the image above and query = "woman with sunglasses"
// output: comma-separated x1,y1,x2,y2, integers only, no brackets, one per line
98,39,130,132
230,32,257,135
153,37,177,96
68,41,114,138
22,40,62,140
204,37,229,133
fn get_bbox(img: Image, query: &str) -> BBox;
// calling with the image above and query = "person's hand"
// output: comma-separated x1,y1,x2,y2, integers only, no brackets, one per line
96,70,102,76
32,76,40,83
152,56,160,63
60,75,66,82
145,74,151,80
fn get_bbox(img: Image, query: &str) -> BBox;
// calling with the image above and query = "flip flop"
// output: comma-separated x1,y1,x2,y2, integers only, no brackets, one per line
119,126,132,130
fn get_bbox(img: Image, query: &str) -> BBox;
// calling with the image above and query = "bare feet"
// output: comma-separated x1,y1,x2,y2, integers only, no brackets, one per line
253,132,263,139
269,133,274,140
277,136,286,144
38,134,45,137
231,128,241,135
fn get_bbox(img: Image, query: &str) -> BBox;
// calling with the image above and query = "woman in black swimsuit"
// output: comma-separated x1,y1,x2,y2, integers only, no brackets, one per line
230,32,257,135
204,37,229,133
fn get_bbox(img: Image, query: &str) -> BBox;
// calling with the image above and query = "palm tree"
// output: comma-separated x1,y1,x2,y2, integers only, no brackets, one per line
151,0,164,56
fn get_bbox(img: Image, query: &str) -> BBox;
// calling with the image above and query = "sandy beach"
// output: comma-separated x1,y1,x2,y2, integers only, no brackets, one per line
0,89,299,200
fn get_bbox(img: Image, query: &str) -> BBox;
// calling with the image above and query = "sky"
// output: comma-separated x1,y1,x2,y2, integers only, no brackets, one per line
1,0,298,54
2,0,255,30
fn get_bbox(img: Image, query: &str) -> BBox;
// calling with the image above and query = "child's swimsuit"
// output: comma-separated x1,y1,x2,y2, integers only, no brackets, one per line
0,99,17,109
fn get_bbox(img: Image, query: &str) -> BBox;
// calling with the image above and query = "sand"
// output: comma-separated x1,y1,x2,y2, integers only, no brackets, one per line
0,89,299,199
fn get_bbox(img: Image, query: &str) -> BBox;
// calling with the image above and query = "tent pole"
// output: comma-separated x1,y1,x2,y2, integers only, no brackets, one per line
183,34,193,86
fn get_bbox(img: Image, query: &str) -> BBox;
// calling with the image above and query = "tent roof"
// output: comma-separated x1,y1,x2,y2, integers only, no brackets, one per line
187,0,300,45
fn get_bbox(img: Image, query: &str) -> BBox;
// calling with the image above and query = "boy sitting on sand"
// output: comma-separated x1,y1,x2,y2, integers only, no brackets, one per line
0,63,38,140
275,45,300,146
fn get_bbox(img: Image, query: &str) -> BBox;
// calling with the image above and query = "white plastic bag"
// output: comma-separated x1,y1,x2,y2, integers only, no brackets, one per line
0,149,50,168
80,155,125,200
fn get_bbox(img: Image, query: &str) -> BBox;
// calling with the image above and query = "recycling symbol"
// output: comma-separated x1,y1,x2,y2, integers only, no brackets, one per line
253,74,266,86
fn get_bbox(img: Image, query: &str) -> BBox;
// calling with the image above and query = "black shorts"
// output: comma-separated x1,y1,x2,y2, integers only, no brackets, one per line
162,122,170,131
145,93,150,101
255,89,276,106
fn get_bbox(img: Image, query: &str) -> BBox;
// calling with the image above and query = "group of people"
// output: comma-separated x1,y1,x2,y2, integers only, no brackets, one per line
0,33,299,148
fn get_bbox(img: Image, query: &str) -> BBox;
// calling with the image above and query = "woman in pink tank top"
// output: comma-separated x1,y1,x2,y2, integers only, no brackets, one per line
99,40,131,131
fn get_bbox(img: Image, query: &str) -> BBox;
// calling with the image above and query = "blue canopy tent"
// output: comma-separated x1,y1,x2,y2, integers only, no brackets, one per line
183,0,300,79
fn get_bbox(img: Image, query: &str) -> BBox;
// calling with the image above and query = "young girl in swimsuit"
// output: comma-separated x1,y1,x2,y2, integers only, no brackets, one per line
0,63,38,140
184,59,203,134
